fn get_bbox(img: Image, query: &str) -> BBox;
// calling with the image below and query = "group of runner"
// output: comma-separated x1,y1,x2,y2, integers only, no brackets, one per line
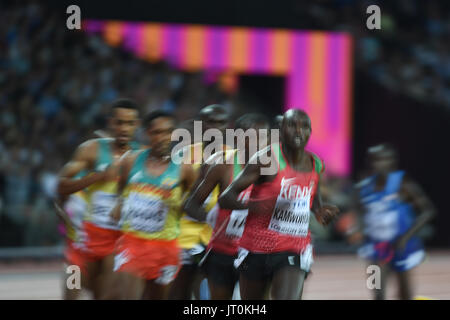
55,98,338,300
55,98,433,300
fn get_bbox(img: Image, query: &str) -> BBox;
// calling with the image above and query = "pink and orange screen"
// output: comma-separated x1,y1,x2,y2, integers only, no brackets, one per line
83,21,352,176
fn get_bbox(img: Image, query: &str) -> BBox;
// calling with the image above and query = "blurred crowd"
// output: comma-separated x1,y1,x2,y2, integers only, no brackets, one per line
295,0,450,108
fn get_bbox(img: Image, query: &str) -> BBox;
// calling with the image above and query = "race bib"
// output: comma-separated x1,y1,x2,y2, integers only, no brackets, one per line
364,210,398,241
225,209,248,238
64,195,87,229
268,196,310,237
123,192,169,233
91,191,117,227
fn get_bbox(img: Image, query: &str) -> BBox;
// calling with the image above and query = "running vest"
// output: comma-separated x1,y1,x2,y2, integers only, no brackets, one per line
63,171,88,242
178,142,226,249
208,150,253,256
120,149,183,241
239,143,323,254
359,171,416,243
85,138,141,230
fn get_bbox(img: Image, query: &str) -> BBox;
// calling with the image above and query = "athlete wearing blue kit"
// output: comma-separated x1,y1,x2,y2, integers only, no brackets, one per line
358,171,425,271
353,144,435,300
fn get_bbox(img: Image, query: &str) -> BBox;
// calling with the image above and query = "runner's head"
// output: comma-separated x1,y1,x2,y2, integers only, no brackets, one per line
368,143,398,175
198,104,229,137
109,98,140,147
235,113,271,158
274,114,283,130
144,110,176,158
280,109,311,150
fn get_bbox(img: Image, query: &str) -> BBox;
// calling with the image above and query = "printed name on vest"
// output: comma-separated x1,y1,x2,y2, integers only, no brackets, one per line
280,176,314,200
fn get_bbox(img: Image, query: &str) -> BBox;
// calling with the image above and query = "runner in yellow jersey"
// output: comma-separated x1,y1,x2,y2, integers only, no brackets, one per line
57,98,141,299
168,104,230,299
111,111,196,299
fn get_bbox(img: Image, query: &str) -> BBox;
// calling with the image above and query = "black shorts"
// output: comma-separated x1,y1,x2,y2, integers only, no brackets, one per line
237,249,313,281
202,250,239,287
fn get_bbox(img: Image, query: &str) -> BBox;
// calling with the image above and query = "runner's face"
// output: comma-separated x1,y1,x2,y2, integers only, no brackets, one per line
371,151,396,175
282,113,311,150
110,108,139,146
201,111,228,134
147,117,175,157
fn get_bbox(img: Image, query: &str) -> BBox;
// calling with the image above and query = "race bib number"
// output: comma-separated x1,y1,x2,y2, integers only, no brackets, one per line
364,210,398,241
225,209,248,238
91,191,117,227
123,192,169,233
268,196,310,237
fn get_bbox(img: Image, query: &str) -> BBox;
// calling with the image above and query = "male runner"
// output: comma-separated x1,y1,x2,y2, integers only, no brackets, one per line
183,113,270,299
54,171,90,299
111,111,195,299
57,98,141,299
219,109,339,300
168,104,230,300
352,144,435,300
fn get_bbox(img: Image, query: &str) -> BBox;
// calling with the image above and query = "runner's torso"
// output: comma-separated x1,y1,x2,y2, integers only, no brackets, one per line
239,143,323,254
85,138,140,230
120,149,184,240
359,171,416,243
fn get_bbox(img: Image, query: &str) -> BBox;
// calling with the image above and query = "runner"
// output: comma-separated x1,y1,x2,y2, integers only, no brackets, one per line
219,109,339,300
57,98,141,299
111,110,195,299
352,144,435,299
183,113,270,299
54,171,91,300
168,104,230,300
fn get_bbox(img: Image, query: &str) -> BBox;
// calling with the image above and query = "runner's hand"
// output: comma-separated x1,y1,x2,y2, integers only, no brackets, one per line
315,204,339,225
110,203,122,223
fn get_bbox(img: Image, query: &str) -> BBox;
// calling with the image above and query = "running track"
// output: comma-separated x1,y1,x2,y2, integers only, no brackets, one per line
0,251,449,300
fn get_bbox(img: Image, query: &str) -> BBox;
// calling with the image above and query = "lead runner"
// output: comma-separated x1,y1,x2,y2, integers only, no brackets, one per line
219,108,339,300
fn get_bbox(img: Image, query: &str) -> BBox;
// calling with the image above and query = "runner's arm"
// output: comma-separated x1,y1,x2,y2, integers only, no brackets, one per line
312,181,340,225
110,151,136,222
183,161,229,222
395,175,436,248
219,153,261,210
57,141,105,196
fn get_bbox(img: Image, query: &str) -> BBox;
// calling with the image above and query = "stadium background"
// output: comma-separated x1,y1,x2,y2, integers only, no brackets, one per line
0,0,449,299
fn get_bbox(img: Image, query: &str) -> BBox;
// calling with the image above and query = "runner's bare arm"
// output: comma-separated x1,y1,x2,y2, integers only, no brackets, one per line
183,160,229,222
312,181,340,226
110,151,136,222
219,152,261,210
180,162,196,197
395,175,436,248
57,140,104,196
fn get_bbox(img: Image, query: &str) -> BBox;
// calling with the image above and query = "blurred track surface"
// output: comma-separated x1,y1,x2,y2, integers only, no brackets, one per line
0,251,449,300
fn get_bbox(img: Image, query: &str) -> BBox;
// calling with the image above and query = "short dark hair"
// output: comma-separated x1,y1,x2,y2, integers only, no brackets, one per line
144,110,175,128
110,98,139,115
235,113,270,131
368,143,398,159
